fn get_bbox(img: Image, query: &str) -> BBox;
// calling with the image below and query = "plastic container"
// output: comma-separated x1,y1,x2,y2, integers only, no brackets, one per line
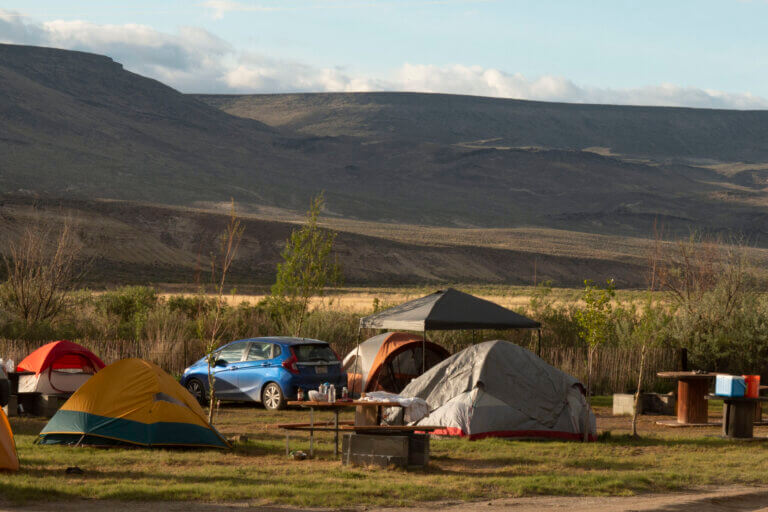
743,375,761,398
715,375,746,397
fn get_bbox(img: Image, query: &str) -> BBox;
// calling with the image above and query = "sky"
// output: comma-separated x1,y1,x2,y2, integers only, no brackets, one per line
1,1,767,109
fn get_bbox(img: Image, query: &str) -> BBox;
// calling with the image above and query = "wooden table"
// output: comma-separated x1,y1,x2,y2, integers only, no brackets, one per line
283,400,404,457
706,395,768,439
657,371,719,424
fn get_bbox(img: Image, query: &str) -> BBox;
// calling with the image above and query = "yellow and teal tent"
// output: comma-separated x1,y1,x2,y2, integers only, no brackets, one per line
0,408,19,471
38,358,229,449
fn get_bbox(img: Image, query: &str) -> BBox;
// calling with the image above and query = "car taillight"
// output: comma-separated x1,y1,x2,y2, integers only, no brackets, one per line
282,349,299,374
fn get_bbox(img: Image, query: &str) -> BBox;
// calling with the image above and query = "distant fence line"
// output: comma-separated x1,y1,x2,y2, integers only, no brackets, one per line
0,337,678,394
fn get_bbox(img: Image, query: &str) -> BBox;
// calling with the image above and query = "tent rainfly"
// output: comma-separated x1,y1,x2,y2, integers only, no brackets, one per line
0,408,18,471
343,332,450,394
356,288,542,377
16,340,105,395
387,340,596,441
38,358,229,449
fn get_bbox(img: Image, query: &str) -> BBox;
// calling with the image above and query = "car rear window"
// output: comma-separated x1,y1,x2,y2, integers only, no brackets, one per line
293,344,337,363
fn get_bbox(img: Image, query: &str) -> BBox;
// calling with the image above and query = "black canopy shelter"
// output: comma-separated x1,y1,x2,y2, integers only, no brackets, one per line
357,288,542,374
360,288,541,331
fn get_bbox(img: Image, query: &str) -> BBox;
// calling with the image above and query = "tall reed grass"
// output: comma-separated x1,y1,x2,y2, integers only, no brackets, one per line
0,286,685,392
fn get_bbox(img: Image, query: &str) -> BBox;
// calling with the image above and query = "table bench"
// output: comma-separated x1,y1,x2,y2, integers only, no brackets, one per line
283,400,405,457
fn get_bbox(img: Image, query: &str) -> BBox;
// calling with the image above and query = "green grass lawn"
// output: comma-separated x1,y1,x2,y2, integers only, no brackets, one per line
2,400,768,506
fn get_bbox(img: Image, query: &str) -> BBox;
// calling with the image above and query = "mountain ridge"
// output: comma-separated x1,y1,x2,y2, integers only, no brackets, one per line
196,91,768,162
1,43,767,254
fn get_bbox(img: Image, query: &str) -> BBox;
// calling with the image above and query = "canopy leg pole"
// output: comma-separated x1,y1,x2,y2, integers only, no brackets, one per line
422,330,427,373
536,328,542,357
353,324,362,397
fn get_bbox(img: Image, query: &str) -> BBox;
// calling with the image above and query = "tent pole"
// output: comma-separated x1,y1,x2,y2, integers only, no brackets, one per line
536,328,542,357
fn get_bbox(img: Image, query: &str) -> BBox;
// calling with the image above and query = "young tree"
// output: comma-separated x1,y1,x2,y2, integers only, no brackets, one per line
623,222,671,437
622,297,670,437
574,278,615,441
268,193,341,337
196,201,243,425
1,216,85,328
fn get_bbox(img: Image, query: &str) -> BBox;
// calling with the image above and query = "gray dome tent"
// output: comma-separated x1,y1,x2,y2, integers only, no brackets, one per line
389,340,596,441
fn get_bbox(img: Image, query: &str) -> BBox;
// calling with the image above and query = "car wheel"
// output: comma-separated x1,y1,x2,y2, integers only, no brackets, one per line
186,378,208,405
262,382,285,410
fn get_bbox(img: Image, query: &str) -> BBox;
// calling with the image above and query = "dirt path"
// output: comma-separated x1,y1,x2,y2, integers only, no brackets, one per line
4,486,768,512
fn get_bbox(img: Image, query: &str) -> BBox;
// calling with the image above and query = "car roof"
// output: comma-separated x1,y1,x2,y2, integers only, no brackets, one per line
220,336,329,347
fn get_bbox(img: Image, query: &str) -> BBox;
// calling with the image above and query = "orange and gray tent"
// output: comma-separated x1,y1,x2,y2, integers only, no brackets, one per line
0,408,19,471
38,359,229,448
343,332,450,394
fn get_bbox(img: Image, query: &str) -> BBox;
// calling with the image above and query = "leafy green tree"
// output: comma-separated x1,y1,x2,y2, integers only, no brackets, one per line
654,233,763,373
574,278,615,441
268,193,341,337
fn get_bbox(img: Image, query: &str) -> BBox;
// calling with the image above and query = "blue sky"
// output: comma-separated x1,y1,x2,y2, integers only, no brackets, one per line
1,1,767,108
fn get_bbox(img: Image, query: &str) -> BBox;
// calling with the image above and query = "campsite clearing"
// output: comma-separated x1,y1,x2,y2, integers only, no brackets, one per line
2,399,768,507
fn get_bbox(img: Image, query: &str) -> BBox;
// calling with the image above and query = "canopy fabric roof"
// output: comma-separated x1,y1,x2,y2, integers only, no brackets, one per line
359,288,541,331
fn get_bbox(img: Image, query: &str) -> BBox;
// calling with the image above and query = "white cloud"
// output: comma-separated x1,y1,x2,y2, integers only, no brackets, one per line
392,63,768,109
201,1,288,20
224,53,385,93
1,9,767,109
200,0,495,18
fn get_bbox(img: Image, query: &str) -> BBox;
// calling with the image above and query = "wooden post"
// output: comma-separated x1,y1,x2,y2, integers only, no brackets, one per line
355,404,378,426
723,401,755,438
536,329,542,357
677,378,709,424
334,409,340,457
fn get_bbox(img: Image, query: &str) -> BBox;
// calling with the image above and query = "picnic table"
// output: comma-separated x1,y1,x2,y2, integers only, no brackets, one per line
282,399,406,457
706,395,768,439
657,371,720,424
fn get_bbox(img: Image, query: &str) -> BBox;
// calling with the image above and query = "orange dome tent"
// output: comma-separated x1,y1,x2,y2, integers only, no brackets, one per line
17,340,105,395
0,408,19,471
343,332,450,394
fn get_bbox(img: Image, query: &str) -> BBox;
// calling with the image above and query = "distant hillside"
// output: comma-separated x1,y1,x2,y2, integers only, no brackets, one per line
0,44,324,210
197,92,768,162
0,197,653,287
1,44,767,245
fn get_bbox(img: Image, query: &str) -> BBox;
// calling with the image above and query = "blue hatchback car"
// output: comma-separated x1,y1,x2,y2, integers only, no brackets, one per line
180,337,347,410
